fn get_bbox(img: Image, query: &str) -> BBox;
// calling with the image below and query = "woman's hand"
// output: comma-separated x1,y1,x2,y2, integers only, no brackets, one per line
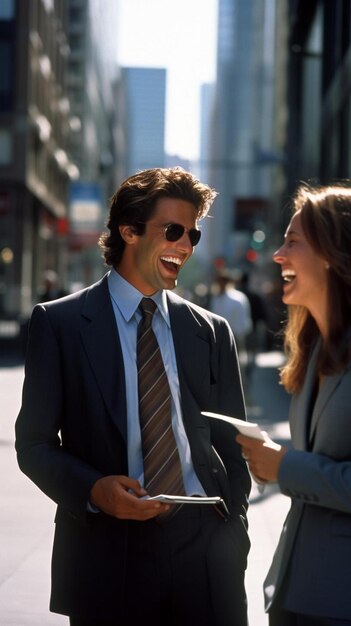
236,432,287,483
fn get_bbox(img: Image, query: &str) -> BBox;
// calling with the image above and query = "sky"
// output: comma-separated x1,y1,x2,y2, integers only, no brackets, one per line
116,0,218,161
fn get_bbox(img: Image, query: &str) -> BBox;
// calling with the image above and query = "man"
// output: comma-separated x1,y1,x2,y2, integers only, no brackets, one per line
236,270,269,378
210,268,253,390
38,269,67,302
15,167,251,626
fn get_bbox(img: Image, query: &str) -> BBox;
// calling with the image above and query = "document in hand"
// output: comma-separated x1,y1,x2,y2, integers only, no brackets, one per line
201,411,265,441
142,494,230,517
142,495,224,505
202,411,267,493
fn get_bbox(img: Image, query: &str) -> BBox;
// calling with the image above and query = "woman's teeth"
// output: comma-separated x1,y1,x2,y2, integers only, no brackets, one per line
282,270,296,283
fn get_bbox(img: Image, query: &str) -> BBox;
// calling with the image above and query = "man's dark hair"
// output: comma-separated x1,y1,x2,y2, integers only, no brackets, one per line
99,167,217,267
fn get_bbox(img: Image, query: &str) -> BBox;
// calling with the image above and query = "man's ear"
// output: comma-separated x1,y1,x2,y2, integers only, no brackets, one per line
119,224,139,244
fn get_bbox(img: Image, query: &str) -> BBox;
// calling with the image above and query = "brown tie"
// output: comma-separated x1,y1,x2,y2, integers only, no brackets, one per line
137,298,185,498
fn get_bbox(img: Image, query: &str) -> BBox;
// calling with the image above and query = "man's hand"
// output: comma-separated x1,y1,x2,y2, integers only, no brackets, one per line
236,433,287,483
90,475,170,520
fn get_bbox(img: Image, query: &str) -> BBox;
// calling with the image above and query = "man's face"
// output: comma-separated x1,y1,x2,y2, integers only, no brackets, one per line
118,197,199,295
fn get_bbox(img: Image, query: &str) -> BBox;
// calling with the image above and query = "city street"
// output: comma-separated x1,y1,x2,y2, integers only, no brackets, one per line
0,350,291,626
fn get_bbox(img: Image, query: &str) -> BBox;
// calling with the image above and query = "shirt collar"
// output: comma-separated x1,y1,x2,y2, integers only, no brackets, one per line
107,268,170,327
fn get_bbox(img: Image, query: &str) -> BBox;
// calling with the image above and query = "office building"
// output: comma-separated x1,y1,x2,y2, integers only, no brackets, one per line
122,67,166,176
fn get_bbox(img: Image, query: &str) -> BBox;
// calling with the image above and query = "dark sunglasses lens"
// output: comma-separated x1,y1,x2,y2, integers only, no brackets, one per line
165,224,184,241
165,224,201,246
189,229,201,246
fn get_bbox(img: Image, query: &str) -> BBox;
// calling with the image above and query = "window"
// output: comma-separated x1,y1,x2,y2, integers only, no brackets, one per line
0,0,14,20
0,40,14,111
0,129,13,165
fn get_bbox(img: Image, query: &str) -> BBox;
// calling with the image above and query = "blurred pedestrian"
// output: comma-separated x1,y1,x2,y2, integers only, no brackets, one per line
19,270,68,356
38,269,67,302
236,183,351,625
209,268,253,389
15,167,251,626
237,270,269,374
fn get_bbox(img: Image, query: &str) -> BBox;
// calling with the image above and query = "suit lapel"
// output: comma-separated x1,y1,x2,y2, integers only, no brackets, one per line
167,292,221,493
291,341,320,449
309,366,350,446
167,291,213,427
167,291,214,398
296,337,351,447
80,275,128,442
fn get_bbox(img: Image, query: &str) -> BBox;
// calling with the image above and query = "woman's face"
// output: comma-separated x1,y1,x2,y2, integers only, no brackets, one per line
273,211,329,324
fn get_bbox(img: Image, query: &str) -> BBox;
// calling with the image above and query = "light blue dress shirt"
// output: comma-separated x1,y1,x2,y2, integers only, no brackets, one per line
108,269,206,497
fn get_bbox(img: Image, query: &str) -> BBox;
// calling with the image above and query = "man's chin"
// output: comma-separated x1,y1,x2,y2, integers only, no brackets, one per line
166,280,177,291
161,275,178,290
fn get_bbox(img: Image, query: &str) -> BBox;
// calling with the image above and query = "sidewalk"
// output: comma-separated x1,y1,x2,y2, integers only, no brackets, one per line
0,352,291,625
245,351,291,625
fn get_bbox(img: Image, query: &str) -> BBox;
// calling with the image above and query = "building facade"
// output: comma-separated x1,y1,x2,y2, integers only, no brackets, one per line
0,0,123,344
0,0,72,330
205,0,288,276
285,0,351,196
122,67,166,176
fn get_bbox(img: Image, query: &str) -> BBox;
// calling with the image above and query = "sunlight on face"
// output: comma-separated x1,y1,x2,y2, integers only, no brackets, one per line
119,197,199,295
273,212,329,324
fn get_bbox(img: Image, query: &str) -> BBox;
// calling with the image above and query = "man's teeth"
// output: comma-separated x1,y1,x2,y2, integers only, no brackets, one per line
282,270,296,282
160,256,182,266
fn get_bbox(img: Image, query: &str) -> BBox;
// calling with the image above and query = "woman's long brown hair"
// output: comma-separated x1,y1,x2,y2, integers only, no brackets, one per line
280,184,351,393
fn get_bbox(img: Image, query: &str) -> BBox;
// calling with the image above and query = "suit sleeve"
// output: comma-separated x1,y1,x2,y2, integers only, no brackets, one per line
278,449,351,514
15,305,103,524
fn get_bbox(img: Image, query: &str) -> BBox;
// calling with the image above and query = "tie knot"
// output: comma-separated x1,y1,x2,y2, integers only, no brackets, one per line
139,297,157,320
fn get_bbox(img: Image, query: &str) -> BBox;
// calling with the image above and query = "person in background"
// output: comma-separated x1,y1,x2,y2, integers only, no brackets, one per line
15,167,251,626
38,269,67,302
20,270,68,356
237,270,269,359
209,268,253,390
236,184,351,626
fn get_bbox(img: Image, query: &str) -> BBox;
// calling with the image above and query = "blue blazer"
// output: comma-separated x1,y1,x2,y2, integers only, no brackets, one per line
15,274,251,618
264,339,351,620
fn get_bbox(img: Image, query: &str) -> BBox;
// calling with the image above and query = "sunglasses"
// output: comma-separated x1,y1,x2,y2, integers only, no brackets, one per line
139,222,202,246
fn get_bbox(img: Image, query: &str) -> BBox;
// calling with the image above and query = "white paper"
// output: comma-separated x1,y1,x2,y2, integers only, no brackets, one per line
142,494,224,505
201,411,265,441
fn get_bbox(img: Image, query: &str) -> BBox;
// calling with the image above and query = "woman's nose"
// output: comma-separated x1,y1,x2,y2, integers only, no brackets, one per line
272,246,285,264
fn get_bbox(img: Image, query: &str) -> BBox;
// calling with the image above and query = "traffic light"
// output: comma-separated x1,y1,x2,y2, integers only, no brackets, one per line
245,248,259,263
245,229,266,263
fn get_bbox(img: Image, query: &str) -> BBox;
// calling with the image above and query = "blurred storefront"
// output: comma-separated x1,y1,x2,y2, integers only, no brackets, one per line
0,0,124,348
285,0,351,196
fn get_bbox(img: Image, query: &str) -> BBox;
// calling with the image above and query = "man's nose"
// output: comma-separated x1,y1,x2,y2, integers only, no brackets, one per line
177,232,194,251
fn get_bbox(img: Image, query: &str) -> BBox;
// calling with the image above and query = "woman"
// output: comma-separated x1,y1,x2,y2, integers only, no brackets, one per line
237,184,351,625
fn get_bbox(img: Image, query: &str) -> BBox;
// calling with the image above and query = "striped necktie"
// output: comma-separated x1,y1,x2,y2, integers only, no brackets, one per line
137,298,185,499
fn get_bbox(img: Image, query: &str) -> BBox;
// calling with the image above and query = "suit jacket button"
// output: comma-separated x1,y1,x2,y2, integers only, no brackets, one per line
212,468,218,473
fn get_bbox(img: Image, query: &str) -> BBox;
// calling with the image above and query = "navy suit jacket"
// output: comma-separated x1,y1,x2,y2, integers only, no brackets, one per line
15,274,251,617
